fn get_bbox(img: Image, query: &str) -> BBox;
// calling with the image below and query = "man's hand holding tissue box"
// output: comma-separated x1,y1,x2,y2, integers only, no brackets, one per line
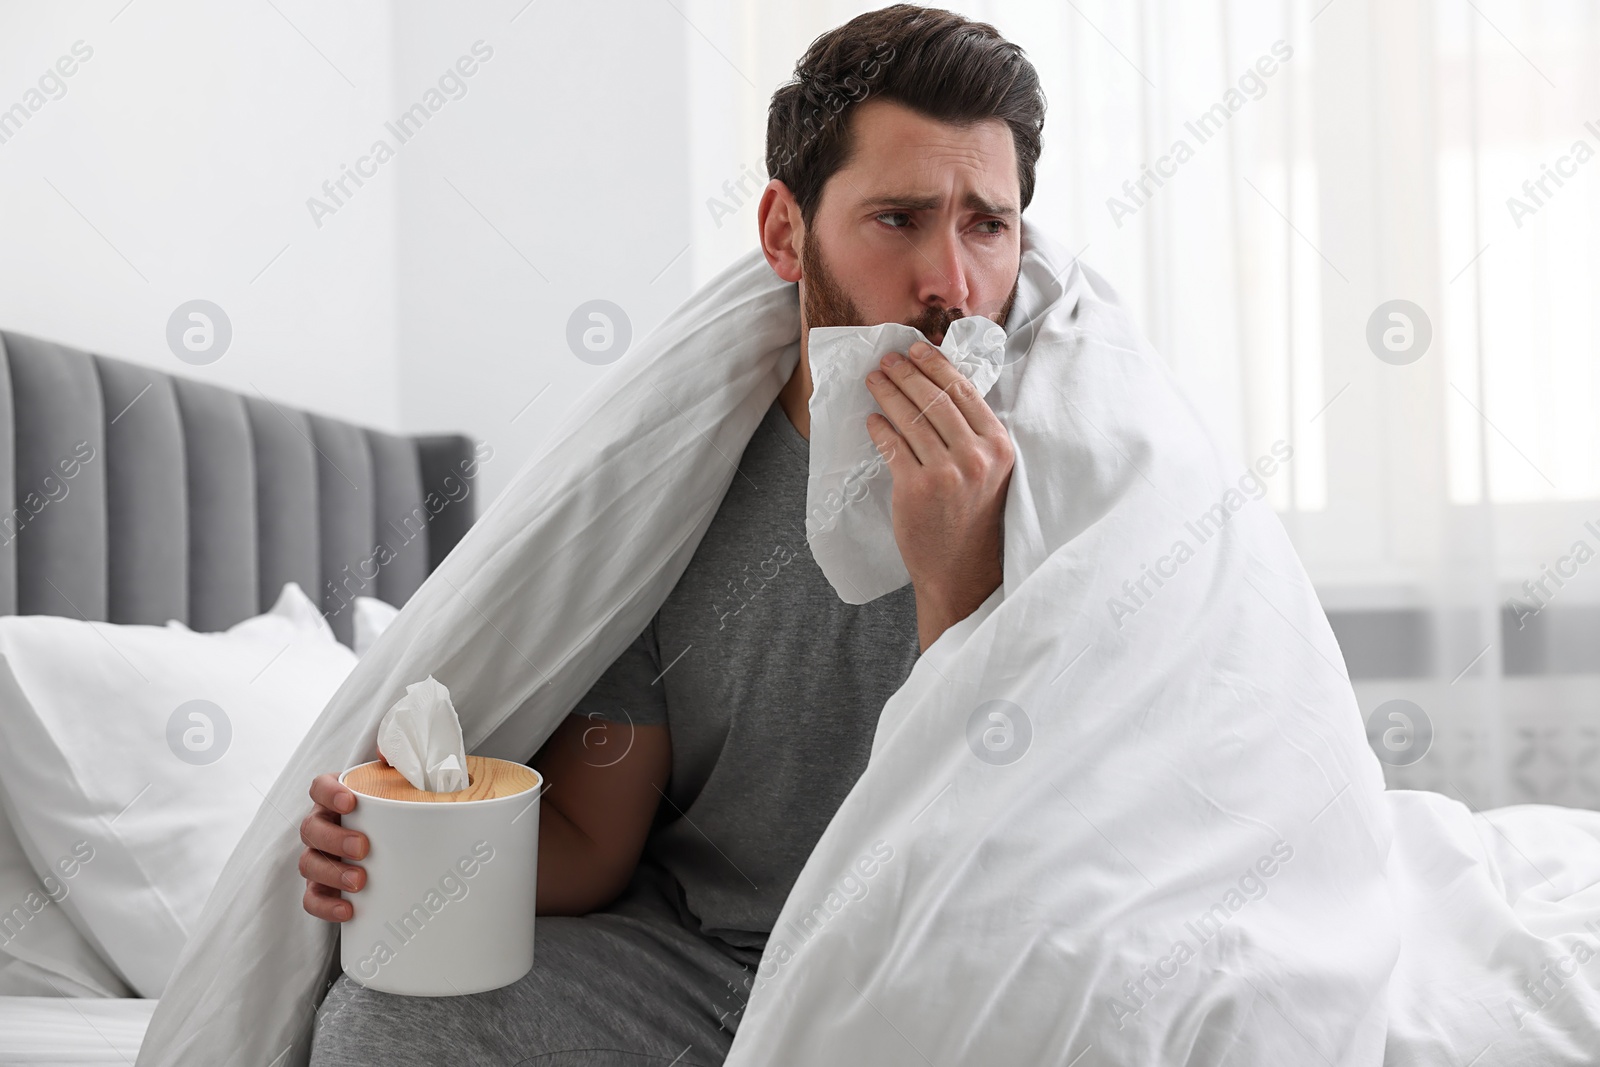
300,681,671,924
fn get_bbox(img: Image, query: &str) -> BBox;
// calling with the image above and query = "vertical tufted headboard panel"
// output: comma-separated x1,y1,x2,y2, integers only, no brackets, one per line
0,330,481,646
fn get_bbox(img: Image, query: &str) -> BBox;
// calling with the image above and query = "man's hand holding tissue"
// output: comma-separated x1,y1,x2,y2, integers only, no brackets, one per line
865,338,1013,652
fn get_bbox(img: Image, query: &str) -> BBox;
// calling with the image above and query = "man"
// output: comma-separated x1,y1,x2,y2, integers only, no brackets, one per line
302,5,1045,1063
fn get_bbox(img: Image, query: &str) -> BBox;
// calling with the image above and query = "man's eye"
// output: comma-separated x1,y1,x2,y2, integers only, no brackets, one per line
977,220,1007,236
876,212,912,228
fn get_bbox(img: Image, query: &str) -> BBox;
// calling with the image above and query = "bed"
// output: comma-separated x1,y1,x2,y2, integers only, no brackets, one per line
0,329,479,1065
1,997,156,1065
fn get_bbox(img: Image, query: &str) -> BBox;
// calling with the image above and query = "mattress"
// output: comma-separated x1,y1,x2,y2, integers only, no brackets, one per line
0,997,154,1065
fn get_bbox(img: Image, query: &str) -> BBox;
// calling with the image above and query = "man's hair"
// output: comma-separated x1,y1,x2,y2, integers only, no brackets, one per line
765,4,1046,230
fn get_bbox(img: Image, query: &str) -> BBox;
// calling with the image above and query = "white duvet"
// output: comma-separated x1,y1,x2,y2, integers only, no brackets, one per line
135,219,1600,1066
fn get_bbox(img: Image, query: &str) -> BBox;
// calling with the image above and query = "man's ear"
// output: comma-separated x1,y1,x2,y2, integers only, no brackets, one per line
757,180,803,284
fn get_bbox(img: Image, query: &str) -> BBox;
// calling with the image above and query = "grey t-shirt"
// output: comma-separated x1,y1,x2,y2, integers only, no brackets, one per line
567,398,921,950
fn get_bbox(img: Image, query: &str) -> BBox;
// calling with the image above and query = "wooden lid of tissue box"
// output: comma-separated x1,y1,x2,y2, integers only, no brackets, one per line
344,755,540,802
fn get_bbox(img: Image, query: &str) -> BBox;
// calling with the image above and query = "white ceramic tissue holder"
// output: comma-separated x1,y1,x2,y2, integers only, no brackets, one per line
338,754,541,996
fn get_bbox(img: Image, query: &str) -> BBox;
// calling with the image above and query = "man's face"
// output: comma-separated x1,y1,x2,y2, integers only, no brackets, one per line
799,97,1022,346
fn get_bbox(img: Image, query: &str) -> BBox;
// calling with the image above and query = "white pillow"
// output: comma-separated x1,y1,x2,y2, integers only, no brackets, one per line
352,595,400,658
0,582,358,998
0,804,130,997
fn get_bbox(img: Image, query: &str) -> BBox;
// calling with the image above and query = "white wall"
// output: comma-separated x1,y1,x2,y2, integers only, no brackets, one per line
0,0,400,429
0,0,702,507
391,0,694,506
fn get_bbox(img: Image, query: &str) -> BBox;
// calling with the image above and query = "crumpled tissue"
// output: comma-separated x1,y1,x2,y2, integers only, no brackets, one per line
804,314,1010,604
375,675,469,792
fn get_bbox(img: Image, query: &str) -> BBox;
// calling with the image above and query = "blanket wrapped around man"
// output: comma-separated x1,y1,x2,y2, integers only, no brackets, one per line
140,216,1600,1067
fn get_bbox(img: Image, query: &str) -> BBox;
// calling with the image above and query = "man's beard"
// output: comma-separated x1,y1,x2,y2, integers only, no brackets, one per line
800,232,1020,343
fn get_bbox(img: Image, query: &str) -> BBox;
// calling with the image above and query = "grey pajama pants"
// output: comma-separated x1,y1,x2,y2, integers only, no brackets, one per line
308,861,762,1067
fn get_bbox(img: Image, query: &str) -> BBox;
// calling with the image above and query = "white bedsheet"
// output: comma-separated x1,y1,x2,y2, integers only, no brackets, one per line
1383,792,1600,1064
0,996,155,1066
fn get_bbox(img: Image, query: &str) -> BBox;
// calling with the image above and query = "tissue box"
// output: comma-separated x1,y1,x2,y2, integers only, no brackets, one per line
337,754,541,996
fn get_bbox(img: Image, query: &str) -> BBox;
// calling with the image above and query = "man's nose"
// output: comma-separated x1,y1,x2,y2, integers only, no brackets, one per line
916,228,972,311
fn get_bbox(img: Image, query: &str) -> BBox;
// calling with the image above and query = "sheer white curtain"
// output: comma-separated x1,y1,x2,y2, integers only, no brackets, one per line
681,0,1600,810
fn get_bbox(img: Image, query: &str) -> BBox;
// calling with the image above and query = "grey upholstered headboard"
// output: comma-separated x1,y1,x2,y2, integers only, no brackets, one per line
0,331,479,647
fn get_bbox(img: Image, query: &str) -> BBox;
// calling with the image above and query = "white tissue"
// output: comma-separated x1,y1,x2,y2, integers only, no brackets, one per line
375,675,469,792
804,315,1010,604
